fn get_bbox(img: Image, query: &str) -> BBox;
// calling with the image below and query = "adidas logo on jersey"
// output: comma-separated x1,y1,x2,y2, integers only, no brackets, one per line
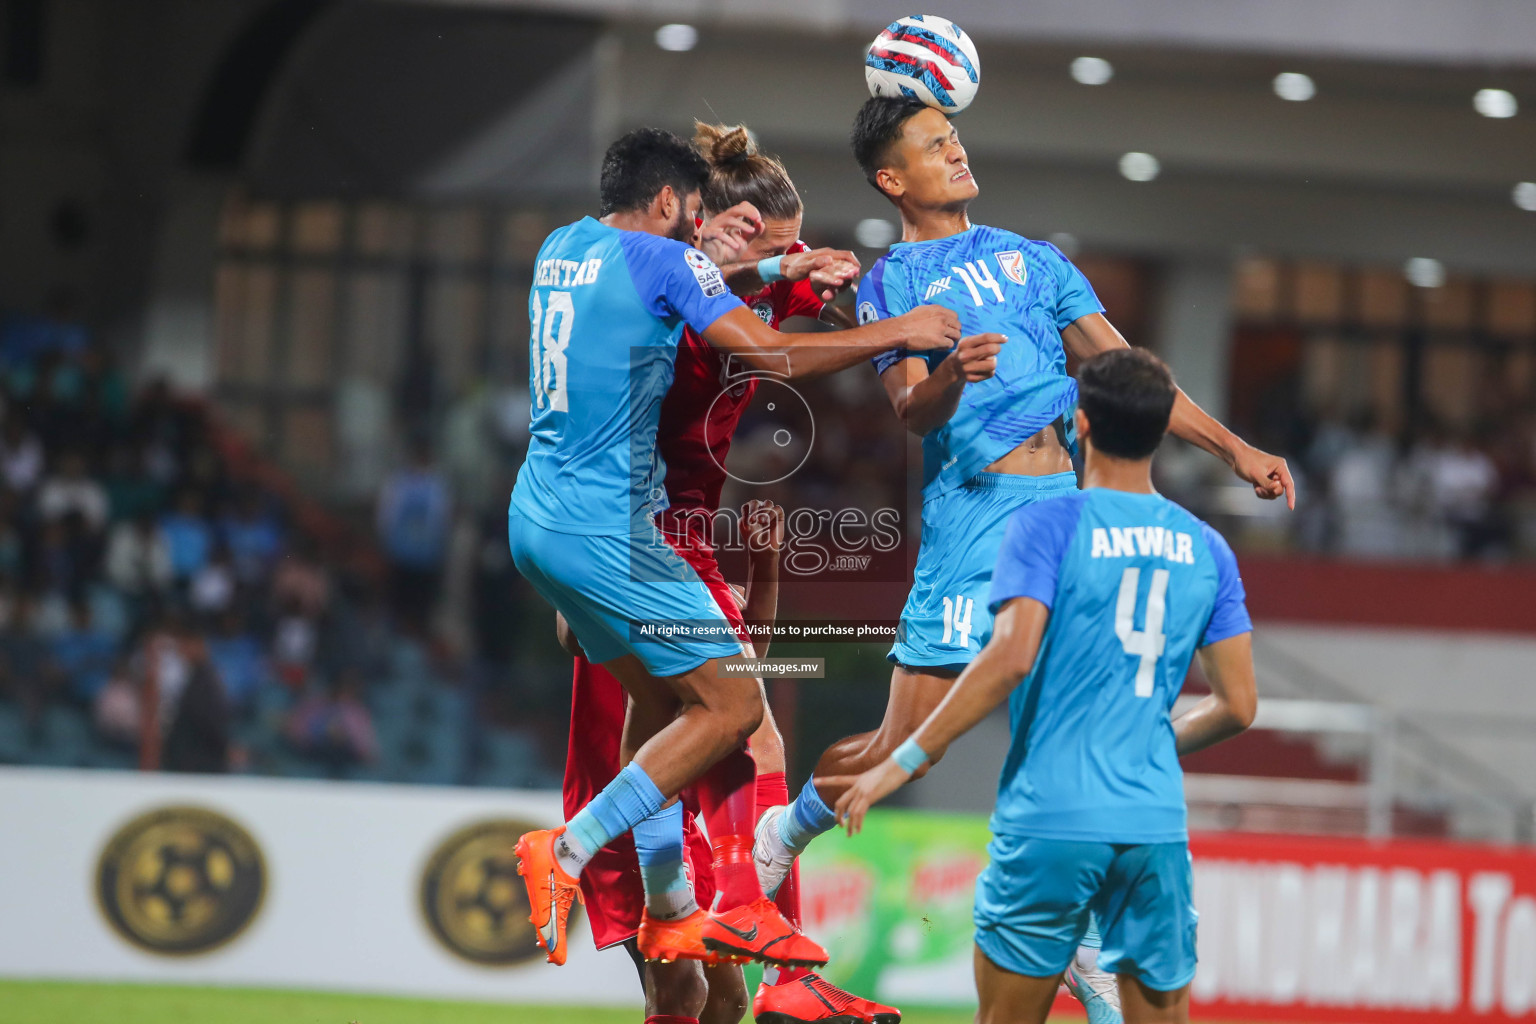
924,277,953,300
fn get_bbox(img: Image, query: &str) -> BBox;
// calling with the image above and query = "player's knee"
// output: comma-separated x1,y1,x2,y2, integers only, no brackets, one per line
748,713,785,769
718,677,764,740
699,965,750,1024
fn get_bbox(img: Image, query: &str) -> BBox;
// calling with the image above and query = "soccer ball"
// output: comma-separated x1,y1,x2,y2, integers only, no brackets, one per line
864,15,981,116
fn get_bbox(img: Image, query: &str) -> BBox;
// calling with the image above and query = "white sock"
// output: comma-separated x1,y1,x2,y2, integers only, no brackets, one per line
555,830,592,876
756,809,797,897
645,883,699,921
1076,941,1102,973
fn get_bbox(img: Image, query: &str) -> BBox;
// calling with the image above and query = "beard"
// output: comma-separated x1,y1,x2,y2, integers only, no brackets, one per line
666,204,695,243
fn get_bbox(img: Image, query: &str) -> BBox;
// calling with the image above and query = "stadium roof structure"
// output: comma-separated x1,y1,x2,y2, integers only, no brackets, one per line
399,0,1536,68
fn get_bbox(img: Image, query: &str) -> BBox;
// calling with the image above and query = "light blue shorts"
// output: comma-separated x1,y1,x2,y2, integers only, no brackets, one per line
508,512,742,677
973,835,1198,992
889,472,1078,671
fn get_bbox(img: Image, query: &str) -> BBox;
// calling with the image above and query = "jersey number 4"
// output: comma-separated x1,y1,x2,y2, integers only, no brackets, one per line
1115,567,1168,697
531,290,574,412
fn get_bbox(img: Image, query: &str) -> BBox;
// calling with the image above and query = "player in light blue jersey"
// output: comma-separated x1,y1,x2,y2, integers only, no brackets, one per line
835,349,1259,1024
754,95,1290,1020
510,127,961,969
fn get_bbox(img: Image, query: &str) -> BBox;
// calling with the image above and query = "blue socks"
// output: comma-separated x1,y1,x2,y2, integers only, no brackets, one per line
779,779,837,852
562,763,666,873
632,802,697,920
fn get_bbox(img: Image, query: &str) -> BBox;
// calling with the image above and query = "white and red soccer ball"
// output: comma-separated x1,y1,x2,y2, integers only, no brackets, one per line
864,15,981,116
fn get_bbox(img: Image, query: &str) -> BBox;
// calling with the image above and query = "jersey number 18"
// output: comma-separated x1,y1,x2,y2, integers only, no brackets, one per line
531,290,573,412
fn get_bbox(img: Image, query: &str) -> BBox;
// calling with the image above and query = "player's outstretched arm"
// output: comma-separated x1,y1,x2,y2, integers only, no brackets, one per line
880,332,1005,436
1061,312,1296,509
695,201,861,301
718,247,862,303
700,304,959,379
833,597,1049,835
1175,632,1258,757
740,499,784,658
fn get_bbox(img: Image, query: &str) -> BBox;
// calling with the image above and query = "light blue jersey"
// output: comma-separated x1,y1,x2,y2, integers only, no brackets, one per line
509,217,741,535
506,217,745,676
857,225,1103,500
986,488,1252,843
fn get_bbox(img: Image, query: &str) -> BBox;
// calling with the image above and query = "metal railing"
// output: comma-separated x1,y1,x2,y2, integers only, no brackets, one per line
1181,636,1535,843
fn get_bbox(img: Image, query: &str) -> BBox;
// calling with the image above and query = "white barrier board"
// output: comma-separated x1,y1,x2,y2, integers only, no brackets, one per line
0,767,638,1004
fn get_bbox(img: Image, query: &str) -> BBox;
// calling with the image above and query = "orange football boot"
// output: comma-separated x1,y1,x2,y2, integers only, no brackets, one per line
638,909,749,966
514,827,584,965
753,973,902,1024
701,896,829,968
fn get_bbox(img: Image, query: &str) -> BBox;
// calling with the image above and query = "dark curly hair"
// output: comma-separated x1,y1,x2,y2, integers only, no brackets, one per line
1078,348,1178,460
850,96,930,196
598,127,711,217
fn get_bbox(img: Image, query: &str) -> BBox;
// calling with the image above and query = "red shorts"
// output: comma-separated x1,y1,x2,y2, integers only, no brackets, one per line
665,523,751,648
560,527,747,949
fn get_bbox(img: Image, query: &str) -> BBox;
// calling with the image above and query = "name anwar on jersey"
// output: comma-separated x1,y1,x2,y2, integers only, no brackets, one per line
1090,525,1195,565
536,257,602,287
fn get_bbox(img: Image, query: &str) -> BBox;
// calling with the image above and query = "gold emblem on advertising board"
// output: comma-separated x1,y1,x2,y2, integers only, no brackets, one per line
420,819,556,965
96,805,266,955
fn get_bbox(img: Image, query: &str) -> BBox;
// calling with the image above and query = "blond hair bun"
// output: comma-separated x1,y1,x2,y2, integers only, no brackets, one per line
694,122,757,167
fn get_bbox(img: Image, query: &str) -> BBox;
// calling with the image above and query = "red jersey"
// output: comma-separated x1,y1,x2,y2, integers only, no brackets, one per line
655,242,826,523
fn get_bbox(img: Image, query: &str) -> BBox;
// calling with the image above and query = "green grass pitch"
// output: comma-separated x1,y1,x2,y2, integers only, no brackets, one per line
0,981,997,1024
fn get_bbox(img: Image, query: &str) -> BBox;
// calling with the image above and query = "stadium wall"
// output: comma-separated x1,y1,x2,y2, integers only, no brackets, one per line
6,768,1536,1019
0,767,638,1004
799,815,1536,1022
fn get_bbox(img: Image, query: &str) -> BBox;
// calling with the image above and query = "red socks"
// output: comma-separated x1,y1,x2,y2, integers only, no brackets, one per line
756,770,809,984
694,745,760,911
645,1017,699,1024
754,770,790,838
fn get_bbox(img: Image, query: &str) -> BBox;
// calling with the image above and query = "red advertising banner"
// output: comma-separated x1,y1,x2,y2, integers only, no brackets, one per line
1189,832,1536,1022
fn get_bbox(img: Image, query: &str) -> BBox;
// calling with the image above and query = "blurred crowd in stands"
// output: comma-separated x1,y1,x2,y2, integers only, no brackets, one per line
1168,400,1536,563
4,296,1535,785
0,310,565,785
1296,411,1526,560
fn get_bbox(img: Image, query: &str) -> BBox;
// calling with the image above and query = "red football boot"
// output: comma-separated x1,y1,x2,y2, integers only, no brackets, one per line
753,973,901,1024
701,896,829,968
638,909,748,966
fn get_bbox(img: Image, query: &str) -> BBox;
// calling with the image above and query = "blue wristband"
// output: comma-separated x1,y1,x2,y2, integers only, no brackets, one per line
757,255,785,284
891,737,930,775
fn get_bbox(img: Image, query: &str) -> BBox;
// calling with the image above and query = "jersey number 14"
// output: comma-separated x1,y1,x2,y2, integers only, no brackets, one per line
952,260,1005,306
1115,567,1168,697
531,290,573,412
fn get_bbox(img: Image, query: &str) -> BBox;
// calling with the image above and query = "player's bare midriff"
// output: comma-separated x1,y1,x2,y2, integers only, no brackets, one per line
983,423,1073,477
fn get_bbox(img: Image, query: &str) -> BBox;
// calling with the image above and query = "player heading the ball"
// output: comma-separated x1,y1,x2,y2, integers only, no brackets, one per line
754,91,1292,1022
